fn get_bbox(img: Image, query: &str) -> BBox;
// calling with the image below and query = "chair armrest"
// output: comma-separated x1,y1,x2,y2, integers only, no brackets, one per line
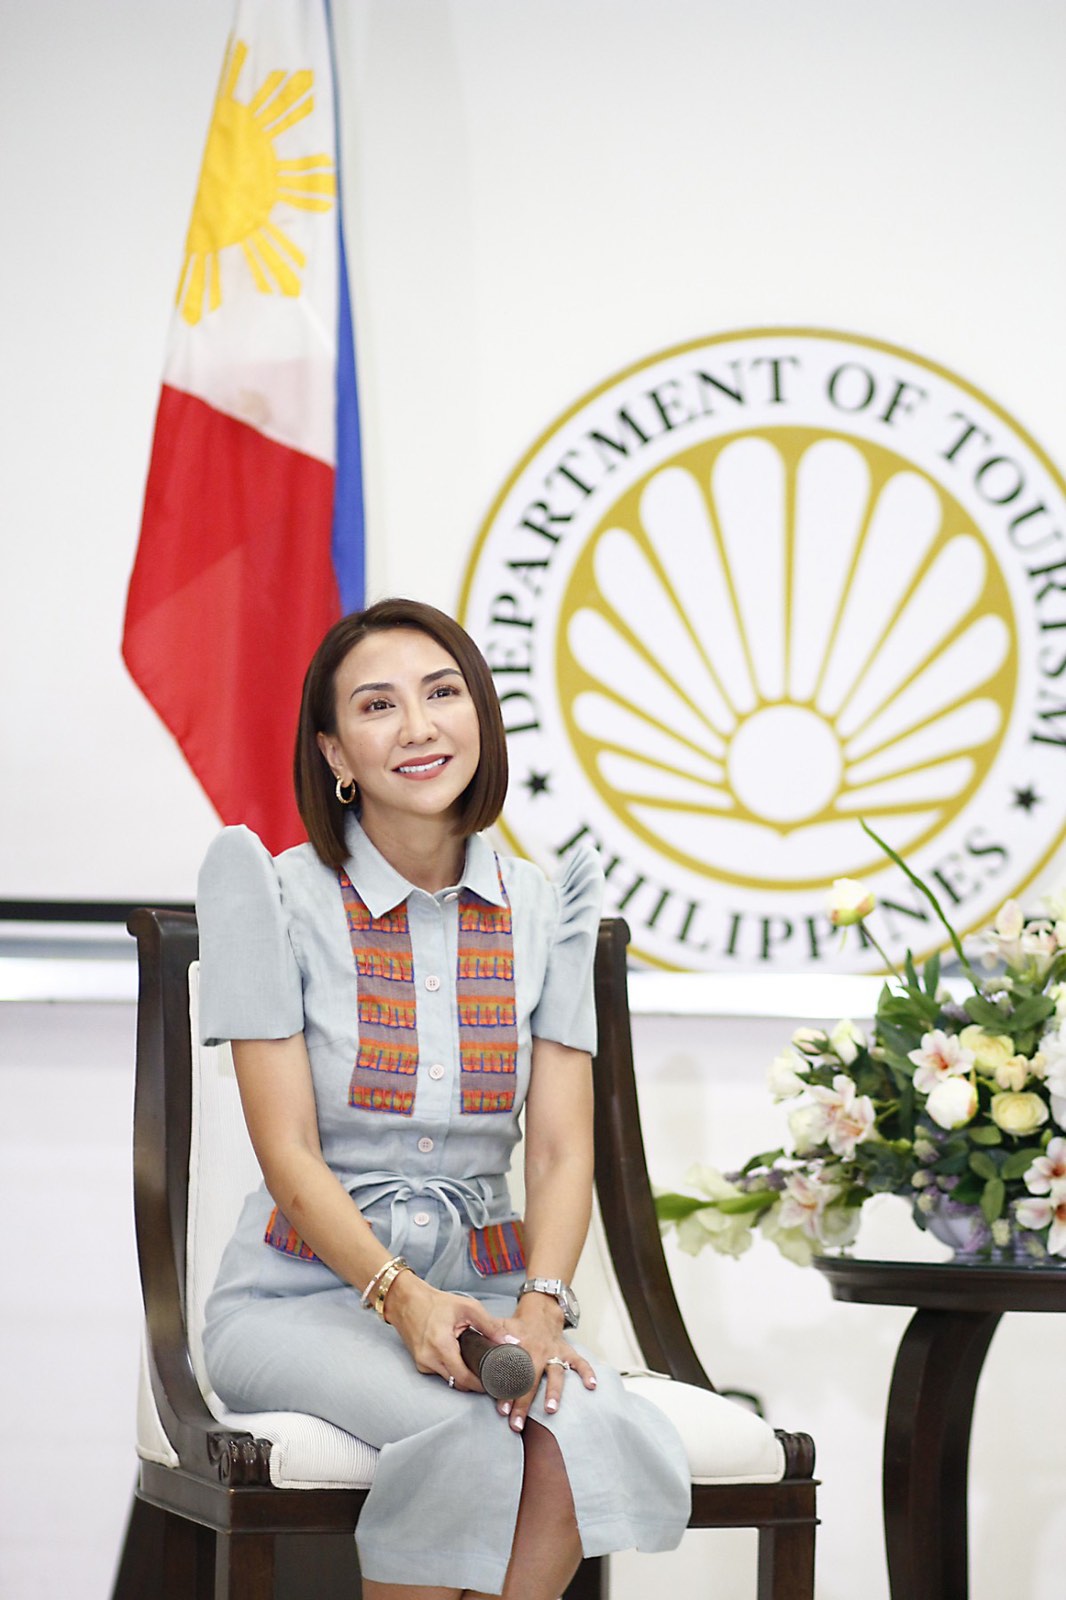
130,908,273,1487
592,919,714,1389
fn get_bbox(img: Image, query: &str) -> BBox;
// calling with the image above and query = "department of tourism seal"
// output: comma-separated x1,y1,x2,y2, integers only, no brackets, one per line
459,329,1066,971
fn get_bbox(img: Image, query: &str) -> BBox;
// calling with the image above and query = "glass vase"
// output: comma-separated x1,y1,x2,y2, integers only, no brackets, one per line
921,1194,1061,1267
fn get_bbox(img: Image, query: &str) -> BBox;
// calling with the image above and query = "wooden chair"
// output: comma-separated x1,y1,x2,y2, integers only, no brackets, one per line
112,911,817,1600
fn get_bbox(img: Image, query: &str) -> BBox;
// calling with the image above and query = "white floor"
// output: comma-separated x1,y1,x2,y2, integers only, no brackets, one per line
4,996,1066,1599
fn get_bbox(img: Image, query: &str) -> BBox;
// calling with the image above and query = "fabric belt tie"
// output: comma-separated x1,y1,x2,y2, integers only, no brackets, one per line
346,1170,503,1286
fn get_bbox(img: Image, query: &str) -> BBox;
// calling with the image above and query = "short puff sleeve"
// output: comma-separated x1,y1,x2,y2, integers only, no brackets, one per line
196,826,305,1046
530,846,604,1054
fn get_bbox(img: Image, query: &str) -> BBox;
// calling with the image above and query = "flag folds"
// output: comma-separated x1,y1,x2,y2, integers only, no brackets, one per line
123,0,363,854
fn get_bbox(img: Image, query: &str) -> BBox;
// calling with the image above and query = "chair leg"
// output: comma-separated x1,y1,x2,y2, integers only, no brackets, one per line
111,1492,212,1600
562,1554,608,1600
276,1531,362,1598
756,1521,816,1600
215,1531,275,1600
111,1494,164,1599
165,1509,214,1600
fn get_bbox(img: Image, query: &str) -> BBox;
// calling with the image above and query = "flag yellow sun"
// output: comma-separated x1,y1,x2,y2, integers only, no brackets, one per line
177,38,336,326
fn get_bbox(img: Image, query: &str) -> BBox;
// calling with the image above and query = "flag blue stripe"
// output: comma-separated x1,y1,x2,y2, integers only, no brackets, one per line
325,0,366,614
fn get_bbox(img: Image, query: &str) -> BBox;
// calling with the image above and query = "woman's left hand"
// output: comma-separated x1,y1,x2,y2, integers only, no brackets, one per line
495,1292,597,1432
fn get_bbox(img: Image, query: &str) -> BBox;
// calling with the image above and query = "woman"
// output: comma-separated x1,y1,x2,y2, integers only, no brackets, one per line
198,598,689,1600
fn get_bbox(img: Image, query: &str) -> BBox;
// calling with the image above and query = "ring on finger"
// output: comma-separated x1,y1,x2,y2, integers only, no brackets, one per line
545,1357,570,1370
447,1375,456,1388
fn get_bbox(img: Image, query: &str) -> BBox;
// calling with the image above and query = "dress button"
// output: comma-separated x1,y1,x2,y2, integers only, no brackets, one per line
413,1211,431,1227
417,1136,434,1153
428,1063,445,1081
425,975,441,992
443,891,458,902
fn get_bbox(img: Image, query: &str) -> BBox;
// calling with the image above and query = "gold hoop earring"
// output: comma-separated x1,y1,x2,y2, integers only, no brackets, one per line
335,775,357,806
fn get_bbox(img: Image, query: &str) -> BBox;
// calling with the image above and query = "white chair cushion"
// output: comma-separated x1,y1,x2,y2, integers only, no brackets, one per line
207,1398,379,1490
621,1372,786,1485
201,1376,784,1491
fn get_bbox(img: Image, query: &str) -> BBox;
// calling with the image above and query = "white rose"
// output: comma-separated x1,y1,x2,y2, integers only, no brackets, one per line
788,1102,830,1154
827,878,875,927
768,1052,808,1101
791,1026,828,1055
994,1055,1031,1092
958,1026,1015,1075
926,1077,978,1130
829,1019,866,1066
990,1092,1050,1136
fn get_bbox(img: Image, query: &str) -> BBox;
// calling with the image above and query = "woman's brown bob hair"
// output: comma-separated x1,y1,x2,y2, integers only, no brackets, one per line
294,598,509,869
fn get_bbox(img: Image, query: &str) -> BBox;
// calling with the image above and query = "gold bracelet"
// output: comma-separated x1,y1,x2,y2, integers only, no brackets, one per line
371,1257,412,1319
360,1254,403,1310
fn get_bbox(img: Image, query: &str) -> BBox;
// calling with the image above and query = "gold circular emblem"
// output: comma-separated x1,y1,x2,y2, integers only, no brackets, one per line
461,329,1066,971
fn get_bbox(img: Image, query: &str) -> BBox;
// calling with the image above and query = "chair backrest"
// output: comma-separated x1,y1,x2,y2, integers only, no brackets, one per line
185,970,261,1404
130,909,713,1437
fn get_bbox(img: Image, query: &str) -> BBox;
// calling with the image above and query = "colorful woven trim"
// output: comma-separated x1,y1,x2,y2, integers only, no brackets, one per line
469,1218,526,1277
458,874,517,1115
264,1204,320,1262
338,859,518,1117
340,871,419,1115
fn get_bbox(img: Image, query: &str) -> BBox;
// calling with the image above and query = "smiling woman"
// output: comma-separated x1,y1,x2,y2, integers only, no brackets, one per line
195,597,690,1600
294,600,510,874
316,631,483,883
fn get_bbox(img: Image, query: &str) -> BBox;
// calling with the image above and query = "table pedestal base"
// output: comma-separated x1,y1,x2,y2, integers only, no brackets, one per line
883,1308,1001,1600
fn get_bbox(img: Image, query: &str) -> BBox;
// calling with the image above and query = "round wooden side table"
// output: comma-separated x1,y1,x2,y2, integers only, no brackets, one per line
814,1257,1066,1600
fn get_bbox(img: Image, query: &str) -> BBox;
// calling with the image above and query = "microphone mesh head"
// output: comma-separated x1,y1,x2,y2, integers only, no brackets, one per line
479,1342,536,1401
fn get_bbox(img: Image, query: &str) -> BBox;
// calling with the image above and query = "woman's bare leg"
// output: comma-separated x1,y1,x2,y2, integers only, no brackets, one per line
466,1421,583,1600
363,1585,461,1600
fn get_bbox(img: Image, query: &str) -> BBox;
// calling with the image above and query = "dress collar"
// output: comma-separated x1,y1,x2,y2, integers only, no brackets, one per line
342,815,505,917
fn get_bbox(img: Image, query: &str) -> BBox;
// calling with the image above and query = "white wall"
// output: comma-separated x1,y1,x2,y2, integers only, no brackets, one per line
2,0,1065,901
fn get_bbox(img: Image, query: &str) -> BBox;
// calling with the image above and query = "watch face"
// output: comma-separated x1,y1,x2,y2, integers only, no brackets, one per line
522,1279,580,1326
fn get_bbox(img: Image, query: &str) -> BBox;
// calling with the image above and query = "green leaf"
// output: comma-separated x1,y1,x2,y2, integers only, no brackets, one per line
716,1192,778,1216
969,1152,1000,1180
1001,1149,1037,1180
963,994,1009,1030
924,950,941,998
981,1176,1006,1223
1009,994,1055,1031
935,1149,972,1175
952,1173,984,1204
904,952,920,992
654,1193,714,1222
739,1148,786,1173
860,818,981,985
967,1125,1003,1145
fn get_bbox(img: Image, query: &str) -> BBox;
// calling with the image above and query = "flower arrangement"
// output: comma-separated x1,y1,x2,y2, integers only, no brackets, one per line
656,824,1066,1268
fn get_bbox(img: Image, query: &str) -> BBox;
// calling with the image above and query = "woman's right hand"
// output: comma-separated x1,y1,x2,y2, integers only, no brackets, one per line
382,1271,508,1392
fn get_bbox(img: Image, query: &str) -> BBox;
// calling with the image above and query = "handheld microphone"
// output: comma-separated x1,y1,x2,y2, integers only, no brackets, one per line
458,1328,535,1400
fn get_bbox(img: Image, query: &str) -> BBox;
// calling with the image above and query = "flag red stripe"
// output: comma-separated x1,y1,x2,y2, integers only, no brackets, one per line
123,385,340,852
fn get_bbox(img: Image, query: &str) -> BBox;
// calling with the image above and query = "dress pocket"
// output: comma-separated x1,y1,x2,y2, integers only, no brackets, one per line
264,1205,321,1262
469,1218,526,1277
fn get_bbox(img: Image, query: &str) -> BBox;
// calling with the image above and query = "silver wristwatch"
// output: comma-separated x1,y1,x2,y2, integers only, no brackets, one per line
518,1277,580,1329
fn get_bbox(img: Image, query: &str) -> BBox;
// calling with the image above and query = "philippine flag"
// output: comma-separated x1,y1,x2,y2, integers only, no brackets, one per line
123,0,363,855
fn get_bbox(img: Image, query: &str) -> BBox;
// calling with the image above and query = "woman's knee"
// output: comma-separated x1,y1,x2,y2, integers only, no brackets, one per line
520,1421,575,1507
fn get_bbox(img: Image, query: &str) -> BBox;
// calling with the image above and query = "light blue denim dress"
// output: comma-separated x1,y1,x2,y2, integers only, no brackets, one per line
197,817,689,1594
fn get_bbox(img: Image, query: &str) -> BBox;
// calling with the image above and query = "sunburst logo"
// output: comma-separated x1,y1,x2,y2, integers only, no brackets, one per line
177,37,336,326
460,329,1066,972
562,428,1015,890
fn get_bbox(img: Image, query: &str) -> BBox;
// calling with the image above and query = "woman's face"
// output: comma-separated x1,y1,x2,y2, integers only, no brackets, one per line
317,627,481,832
